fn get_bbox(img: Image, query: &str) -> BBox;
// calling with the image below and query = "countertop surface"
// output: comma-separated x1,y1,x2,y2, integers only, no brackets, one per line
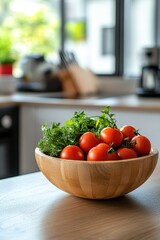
0,162,160,240
1,92,160,111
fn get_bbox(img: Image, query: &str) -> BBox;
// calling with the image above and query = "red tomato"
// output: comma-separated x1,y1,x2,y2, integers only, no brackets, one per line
96,143,111,150
87,143,117,161
100,127,123,148
60,145,84,160
130,135,151,156
79,132,101,153
120,125,137,140
116,147,137,160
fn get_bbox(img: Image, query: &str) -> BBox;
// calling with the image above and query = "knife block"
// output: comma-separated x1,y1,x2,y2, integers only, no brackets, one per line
67,64,98,95
55,69,79,95
56,64,98,96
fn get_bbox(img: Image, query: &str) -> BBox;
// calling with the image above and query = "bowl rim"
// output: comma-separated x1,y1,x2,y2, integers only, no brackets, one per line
35,147,158,164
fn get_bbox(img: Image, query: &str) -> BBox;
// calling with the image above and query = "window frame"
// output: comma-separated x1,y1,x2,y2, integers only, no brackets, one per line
60,0,159,77
156,0,160,44
115,0,124,76
60,0,125,77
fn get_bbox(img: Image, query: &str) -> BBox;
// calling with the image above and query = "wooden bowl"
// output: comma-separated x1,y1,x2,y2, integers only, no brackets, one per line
35,148,158,199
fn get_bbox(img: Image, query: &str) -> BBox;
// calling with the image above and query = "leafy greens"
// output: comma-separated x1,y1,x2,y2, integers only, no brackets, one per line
37,106,117,157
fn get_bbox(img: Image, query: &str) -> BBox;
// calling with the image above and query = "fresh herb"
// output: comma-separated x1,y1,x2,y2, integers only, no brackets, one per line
37,106,117,157
95,106,117,134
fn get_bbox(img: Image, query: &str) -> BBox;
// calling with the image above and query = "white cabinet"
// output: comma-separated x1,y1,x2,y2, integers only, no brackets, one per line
19,105,160,174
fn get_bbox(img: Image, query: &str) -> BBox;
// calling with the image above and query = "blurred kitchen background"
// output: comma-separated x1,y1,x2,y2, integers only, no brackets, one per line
0,0,160,96
1,0,160,179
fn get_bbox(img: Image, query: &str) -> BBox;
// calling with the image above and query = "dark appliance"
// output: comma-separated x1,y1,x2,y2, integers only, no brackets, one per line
0,106,19,179
137,47,160,97
17,54,62,93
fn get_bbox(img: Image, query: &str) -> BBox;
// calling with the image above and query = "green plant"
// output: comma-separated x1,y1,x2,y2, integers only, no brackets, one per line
12,10,60,56
0,32,17,64
0,1,60,63
66,21,86,42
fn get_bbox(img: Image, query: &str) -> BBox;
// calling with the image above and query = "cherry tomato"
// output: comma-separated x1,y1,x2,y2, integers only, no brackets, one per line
116,147,137,160
130,135,151,156
96,143,111,150
79,132,101,153
100,127,123,148
60,145,84,160
120,125,137,140
87,143,117,161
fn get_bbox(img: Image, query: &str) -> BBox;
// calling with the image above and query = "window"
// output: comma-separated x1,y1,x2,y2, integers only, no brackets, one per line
63,0,158,78
0,0,158,78
0,0,61,76
64,0,116,75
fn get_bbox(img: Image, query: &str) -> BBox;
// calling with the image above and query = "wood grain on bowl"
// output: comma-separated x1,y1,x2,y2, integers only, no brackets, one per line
35,148,158,199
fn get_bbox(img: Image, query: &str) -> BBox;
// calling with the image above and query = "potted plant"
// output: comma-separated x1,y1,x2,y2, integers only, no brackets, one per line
0,32,17,75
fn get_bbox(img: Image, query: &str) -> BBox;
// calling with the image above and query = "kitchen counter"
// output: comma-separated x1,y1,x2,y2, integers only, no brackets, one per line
0,162,160,240
1,92,160,112
2,92,160,175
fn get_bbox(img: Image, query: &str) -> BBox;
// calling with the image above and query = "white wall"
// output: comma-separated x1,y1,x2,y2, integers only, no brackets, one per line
98,77,138,95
